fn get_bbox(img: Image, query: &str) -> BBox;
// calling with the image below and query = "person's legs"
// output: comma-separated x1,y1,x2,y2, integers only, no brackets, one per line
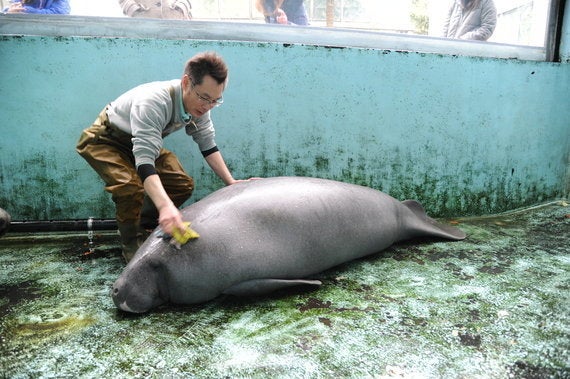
77,109,146,262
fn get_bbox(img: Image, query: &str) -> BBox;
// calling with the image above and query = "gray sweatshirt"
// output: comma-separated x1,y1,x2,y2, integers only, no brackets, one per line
106,79,216,169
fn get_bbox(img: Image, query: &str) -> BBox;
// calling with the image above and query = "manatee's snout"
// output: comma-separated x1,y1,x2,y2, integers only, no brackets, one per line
111,276,150,313
111,280,140,313
111,271,164,314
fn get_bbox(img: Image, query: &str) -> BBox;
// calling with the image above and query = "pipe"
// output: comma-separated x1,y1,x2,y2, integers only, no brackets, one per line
8,219,117,233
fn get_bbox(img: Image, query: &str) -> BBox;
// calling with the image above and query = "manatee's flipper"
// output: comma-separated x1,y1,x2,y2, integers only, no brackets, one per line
402,200,466,241
222,279,322,296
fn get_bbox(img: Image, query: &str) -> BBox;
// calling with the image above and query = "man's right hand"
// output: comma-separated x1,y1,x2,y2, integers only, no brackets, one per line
158,202,186,236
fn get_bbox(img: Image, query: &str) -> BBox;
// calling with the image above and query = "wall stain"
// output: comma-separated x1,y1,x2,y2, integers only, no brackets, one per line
1,35,567,220
223,148,564,218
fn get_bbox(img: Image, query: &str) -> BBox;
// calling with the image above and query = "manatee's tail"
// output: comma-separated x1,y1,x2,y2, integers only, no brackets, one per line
401,200,466,241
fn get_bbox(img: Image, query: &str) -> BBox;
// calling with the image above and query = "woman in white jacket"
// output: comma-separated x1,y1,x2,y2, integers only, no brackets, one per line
443,0,497,41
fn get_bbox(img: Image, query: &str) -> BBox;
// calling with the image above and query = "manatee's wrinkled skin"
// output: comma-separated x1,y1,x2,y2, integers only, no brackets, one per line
0,208,11,237
112,177,466,313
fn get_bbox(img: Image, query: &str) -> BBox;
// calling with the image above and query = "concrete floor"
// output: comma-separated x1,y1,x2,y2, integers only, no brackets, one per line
0,201,568,378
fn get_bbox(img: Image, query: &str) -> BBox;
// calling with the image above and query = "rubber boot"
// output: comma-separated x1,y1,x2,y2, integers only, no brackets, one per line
117,222,147,263
137,225,151,245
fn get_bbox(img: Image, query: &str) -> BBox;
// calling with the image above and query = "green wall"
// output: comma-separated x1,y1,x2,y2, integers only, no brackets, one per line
0,21,569,220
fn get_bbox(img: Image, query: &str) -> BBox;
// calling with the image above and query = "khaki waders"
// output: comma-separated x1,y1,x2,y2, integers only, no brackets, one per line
76,107,194,262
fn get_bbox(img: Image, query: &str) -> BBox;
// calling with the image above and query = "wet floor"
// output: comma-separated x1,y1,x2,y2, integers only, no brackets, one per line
0,202,568,378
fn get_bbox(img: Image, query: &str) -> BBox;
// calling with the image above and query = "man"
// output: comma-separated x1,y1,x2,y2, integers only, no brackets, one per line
77,52,248,262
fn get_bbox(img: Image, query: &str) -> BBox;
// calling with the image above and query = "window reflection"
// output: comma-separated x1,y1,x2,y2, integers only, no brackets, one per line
59,0,551,47
490,0,550,46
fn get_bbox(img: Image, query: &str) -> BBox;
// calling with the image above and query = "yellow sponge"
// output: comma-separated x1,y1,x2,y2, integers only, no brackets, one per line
171,222,200,246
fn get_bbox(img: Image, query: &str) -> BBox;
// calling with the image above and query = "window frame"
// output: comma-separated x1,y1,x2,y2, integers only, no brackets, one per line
545,0,565,61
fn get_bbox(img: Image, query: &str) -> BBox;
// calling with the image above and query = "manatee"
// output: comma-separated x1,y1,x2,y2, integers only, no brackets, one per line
112,176,466,313
0,207,10,237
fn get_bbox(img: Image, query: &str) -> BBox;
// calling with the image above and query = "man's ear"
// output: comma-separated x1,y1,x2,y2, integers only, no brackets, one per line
182,74,190,88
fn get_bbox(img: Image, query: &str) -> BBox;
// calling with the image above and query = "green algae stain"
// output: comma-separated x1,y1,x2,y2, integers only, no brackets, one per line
11,314,96,338
227,143,565,218
314,156,330,171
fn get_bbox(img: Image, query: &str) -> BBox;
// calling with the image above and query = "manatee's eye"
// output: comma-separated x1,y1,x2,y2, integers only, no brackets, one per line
113,288,119,294
148,256,161,269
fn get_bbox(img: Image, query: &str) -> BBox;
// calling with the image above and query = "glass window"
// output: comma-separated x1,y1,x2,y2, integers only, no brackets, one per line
2,0,562,61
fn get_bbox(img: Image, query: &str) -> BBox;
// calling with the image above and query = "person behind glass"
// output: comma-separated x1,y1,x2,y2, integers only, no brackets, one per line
118,0,192,20
3,0,70,14
255,0,308,26
76,52,254,263
443,0,497,41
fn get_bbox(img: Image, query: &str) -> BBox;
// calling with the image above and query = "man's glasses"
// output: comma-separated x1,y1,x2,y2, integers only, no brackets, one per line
191,81,223,107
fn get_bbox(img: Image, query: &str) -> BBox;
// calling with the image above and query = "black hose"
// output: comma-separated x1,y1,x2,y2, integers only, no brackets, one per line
8,219,117,233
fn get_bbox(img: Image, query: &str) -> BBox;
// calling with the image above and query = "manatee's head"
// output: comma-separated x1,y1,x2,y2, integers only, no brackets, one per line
112,237,168,313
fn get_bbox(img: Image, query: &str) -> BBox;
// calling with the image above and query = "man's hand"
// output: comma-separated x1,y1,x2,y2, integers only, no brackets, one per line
158,202,187,236
143,174,186,235
227,177,263,185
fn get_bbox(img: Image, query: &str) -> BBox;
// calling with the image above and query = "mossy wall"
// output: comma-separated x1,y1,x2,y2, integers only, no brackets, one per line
0,25,568,220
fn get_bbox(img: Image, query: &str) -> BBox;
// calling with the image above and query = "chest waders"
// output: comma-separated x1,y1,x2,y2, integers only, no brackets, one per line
76,87,194,262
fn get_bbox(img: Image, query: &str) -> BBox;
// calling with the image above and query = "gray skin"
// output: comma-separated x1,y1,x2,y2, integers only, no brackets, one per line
112,177,466,313
0,207,10,237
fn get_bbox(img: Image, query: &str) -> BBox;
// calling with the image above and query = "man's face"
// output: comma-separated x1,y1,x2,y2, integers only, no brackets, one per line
182,74,225,118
